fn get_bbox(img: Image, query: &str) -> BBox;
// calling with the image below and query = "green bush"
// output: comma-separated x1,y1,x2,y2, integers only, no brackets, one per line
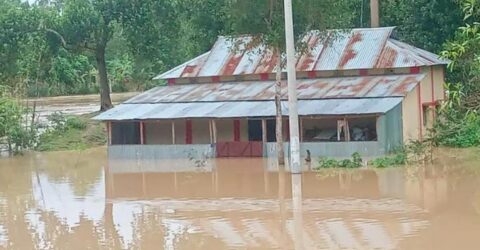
434,111,480,148
0,96,37,154
316,152,363,169
47,112,87,131
369,152,407,168
66,116,87,130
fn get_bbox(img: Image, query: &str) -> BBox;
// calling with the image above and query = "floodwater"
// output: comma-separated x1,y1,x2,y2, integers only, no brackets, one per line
27,92,137,124
0,148,479,249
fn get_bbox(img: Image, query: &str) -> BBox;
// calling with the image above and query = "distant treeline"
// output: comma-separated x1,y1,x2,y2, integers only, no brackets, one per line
0,0,464,98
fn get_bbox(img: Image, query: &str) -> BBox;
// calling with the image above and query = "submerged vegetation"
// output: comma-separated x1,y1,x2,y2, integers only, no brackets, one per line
316,153,363,169
315,140,434,169
36,113,106,152
368,141,432,168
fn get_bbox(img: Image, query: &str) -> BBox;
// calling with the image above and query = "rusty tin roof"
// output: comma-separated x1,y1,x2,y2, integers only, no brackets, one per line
155,27,448,80
93,98,403,121
129,74,424,103
94,74,423,121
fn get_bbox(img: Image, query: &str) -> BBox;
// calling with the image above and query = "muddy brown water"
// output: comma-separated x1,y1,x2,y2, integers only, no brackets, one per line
27,92,138,125
0,148,479,249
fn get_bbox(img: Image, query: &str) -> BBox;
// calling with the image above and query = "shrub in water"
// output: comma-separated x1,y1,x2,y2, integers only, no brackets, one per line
317,152,363,169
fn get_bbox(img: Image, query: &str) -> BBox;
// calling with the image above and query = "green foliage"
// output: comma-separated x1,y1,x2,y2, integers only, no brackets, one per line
0,95,37,154
37,114,105,152
381,0,463,53
47,112,87,132
434,0,480,148
316,152,363,169
370,151,407,168
369,140,433,168
224,0,354,50
434,110,480,147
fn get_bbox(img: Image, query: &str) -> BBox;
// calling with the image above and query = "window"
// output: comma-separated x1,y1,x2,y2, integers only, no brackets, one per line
301,117,378,142
348,117,377,141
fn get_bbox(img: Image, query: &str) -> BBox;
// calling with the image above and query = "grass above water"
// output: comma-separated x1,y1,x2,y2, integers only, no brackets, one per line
36,113,106,152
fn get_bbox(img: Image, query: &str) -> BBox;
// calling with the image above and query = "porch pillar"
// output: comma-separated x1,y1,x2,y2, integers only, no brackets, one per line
171,121,176,144
299,118,303,142
186,120,193,144
209,120,213,144
212,120,217,143
344,117,350,142
233,119,241,142
262,119,267,143
139,121,145,145
107,121,112,145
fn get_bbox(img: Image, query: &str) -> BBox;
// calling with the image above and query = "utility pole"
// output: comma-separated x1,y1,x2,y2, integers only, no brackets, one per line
283,0,301,174
370,0,380,28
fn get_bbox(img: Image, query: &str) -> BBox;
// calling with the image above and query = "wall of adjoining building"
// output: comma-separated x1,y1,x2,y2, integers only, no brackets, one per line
401,65,446,142
402,86,421,142
377,103,403,153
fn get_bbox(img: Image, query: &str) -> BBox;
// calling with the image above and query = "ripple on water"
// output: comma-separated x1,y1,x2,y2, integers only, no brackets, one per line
0,224,6,247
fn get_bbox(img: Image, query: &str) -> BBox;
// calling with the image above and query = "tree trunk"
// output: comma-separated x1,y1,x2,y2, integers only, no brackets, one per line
96,44,113,111
275,49,285,165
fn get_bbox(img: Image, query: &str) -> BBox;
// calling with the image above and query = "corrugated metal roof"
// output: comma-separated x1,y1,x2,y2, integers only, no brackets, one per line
377,39,450,68
94,97,403,121
129,74,424,104
154,27,447,80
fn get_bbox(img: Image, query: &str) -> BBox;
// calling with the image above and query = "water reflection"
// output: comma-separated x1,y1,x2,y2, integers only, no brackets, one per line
0,148,479,249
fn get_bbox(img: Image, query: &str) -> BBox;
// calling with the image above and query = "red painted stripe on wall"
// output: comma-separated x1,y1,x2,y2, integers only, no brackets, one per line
430,69,435,101
417,85,423,140
359,69,368,76
410,66,420,74
430,68,436,120
307,71,317,79
186,120,193,144
234,120,241,142
212,76,220,83
260,73,269,81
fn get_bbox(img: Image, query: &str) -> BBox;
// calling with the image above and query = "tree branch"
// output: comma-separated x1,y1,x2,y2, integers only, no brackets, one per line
45,28,71,50
45,28,96,52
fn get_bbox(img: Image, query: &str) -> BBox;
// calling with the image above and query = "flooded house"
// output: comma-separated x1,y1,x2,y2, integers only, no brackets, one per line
94,27,448,160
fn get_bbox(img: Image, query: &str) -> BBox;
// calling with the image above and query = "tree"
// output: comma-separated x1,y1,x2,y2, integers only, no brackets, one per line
433,0,480,147
224,0,354,164
117,0,228,81
380,0,463,53
45,0,122,111
442,0,480,111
